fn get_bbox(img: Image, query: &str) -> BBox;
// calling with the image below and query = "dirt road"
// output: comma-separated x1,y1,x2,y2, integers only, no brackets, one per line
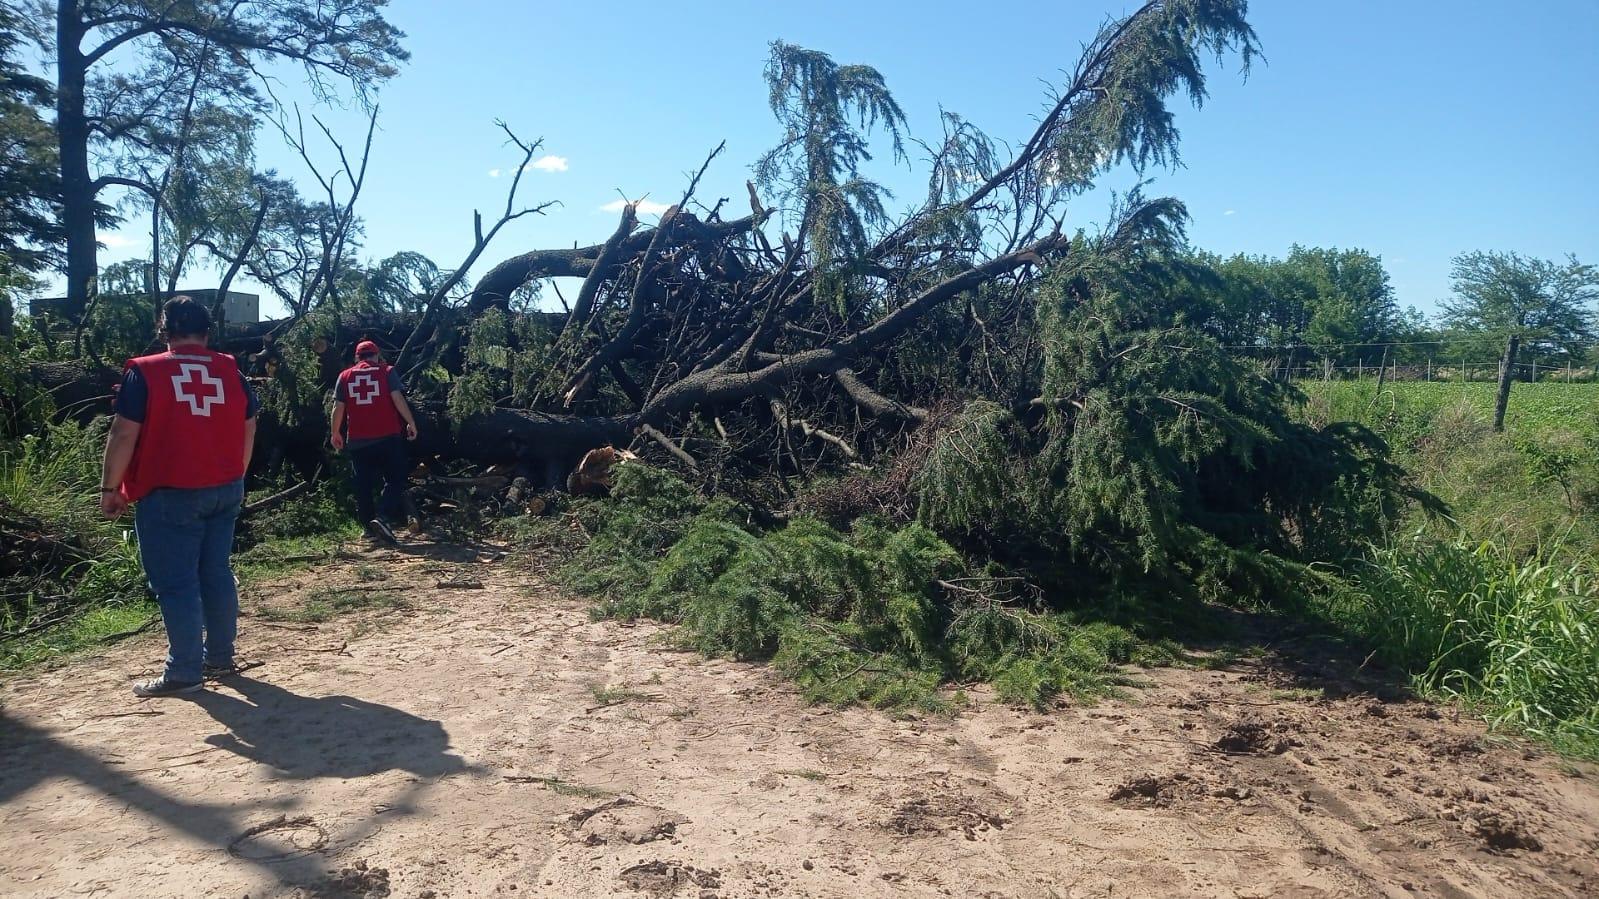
2,540,1596,898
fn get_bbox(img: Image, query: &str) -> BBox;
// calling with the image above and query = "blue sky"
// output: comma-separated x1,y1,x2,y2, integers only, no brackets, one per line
89,0,1599,319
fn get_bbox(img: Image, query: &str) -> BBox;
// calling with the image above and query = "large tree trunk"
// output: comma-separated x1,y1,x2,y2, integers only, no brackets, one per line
22,360,121,419
467,212,757,315
56,1,96,322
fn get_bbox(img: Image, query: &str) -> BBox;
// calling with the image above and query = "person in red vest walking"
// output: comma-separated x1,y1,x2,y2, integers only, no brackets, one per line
100,297,258,697
331,340,419,543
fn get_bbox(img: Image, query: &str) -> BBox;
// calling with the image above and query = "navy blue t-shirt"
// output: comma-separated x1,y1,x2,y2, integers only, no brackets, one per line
115,365,260,423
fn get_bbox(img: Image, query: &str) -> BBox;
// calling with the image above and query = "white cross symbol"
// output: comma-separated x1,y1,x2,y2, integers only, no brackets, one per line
171,363,226,416
349,371,382,405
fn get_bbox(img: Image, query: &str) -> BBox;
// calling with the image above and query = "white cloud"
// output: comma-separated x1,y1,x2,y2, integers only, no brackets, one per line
490,155,566,177
600,198,673,216
527,155,569,173
98,232,142,249
1223,209,1237,216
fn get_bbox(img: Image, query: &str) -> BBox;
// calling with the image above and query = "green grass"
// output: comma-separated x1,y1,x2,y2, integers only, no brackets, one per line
1,421,149,670
1302,380,1599,446
0,599,158,669
1302,380,1599,554
1322,534,1599,759
589,684,659,708
1,421,366,671
1299,381,1599,759
507,776,614,799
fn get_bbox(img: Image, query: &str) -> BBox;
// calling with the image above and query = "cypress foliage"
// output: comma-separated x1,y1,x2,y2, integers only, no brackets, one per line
558,465,1146,709
918,235,1432,608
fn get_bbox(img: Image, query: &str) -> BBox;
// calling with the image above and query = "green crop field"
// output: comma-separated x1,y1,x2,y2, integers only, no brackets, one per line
1301,380,1599,448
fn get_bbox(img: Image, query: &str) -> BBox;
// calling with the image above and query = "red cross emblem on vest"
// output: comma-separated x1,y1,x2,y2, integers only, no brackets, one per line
349,371,382,405
172,363,226,416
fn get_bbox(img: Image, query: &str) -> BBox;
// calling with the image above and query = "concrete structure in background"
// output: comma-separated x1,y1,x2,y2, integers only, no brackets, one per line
29,289,261,326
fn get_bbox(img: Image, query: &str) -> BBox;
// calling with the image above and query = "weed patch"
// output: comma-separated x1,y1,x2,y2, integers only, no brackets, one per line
258,587,409,624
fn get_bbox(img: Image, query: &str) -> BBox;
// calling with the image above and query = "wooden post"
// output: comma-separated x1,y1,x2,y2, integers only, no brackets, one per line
1426,357,1432,382
1357,359,1363,380
1493,334,1520,433
1323,357,1331,382
1375,344,1390,393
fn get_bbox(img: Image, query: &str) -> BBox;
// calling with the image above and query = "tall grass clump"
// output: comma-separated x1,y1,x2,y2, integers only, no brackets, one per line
1,420,149,666
1329,534,1599,758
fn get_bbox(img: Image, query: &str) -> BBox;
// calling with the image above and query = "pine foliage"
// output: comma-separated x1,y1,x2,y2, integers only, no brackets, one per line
917,231,1429,607
560,464,1142,710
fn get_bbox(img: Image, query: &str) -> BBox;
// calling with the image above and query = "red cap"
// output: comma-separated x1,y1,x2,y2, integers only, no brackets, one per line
355,340,380,359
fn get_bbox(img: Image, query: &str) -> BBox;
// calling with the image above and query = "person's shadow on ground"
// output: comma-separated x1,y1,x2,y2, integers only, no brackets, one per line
191,676,473,781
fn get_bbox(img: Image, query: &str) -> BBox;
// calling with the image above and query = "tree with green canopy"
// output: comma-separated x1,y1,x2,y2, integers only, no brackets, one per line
0,5,63,305
44,0,407,319
1439,250,1598,363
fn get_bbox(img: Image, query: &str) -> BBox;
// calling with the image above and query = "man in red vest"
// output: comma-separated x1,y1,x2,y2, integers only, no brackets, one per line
100,297,258,697
331,340,418,543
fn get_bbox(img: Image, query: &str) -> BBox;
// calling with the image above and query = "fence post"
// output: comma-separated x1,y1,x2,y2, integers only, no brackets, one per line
1493,334,1520,433
1426,357,1432,382
1375,344,1390,393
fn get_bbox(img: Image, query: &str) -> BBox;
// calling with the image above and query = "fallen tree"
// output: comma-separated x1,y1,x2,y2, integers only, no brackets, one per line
383,2,1261,477
21,1,1262,493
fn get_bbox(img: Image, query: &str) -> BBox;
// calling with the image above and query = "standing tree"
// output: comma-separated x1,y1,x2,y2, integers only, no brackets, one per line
0,4,63,305
1291,247,1401,358
49,0,406,318
1440,251,1599,363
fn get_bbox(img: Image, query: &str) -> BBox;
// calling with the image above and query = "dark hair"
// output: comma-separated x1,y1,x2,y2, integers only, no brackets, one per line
158,295,211,340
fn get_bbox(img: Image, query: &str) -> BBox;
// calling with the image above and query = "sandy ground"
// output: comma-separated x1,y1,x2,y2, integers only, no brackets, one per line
2,538,1597,899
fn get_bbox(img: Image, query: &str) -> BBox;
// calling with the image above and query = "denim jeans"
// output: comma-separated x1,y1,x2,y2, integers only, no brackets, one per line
134,479,245,683
349,435,409,524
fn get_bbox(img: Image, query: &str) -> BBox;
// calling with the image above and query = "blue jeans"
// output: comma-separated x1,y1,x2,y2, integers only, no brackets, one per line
349,436,409,524
134,479,245,683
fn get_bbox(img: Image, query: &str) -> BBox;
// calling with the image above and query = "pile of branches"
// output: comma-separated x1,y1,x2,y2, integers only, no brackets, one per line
0,499,91,604
367,1,1263,491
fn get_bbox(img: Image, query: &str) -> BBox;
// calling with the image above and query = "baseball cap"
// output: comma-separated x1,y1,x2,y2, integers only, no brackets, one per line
355,340,380,358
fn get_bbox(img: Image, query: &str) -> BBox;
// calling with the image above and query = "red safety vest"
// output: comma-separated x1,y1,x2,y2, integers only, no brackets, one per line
338,361,403,441
120,350,248,502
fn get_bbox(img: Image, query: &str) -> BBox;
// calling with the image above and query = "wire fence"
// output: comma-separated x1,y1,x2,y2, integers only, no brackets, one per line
1250,360,1597,384
1223,340,1597,384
